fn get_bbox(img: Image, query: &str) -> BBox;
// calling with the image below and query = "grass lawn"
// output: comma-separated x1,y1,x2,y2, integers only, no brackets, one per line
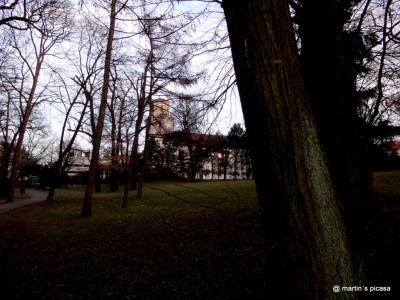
1,174,399,299
0,180,266,299
373,171,400,213
364,171,400,299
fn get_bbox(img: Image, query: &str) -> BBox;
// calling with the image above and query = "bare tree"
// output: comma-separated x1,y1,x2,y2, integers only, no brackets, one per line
355,0,400,126
121,2,205,205
70,12,108,193
173,98,207,181
18,115,51,181
0,76,20,197
45,69,89,201
121,64,153,207
0,79,49,195
4,0,72,202
104,63,135,192
81,0,128,217
0,0,47,29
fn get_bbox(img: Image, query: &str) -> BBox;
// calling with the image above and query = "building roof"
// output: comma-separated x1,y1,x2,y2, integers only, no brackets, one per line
387,141,400,151
163,131,228,147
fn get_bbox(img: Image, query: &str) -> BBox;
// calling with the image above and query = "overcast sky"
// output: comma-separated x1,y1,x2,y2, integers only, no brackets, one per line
40,0,244,153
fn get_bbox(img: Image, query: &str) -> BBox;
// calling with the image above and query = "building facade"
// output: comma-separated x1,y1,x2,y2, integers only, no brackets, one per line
147,99,253,180
149,99,174,136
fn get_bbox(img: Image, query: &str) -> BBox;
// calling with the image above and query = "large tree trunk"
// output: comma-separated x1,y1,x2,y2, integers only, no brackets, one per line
81,0,117,217
222,1,357,299
298,0,371,256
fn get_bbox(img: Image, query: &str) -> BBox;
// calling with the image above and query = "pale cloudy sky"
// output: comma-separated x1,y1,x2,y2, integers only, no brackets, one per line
43,0,244,153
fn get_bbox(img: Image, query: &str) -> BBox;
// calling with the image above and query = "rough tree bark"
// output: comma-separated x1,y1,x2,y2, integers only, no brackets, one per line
298,0,371,256
222,0,357,299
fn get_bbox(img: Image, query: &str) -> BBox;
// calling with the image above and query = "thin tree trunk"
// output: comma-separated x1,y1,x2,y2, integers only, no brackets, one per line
109,72,119,192
122,138,139,207
0,97,16,198
122,99,146,207
46,161,62,202
81,0,117,217
136,111,152,200
7,50,43,202
187,144,196,182
222,1,357,299
122,48,153,207
47,89,88,201
0,146,13,198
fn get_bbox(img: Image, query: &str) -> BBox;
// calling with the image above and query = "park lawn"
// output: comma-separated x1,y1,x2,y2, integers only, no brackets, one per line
0,180,267,299
373,171,400,214
1,174,399,300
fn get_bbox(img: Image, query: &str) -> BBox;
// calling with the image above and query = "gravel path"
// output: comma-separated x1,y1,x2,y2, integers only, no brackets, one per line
0,188,48,215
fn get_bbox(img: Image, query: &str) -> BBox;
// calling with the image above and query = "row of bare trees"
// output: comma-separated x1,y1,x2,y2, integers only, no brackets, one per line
0,1,73,202
0,1,215,212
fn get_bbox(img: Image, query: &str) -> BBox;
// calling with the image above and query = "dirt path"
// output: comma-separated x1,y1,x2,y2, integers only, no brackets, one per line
0,188,48,215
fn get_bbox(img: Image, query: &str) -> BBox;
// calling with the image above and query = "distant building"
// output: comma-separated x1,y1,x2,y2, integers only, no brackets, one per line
64,150,90,179
149,99,174,137
385,141,400,156
147,99,252,180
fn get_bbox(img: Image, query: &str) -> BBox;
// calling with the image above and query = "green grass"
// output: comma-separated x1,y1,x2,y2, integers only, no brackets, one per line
0,180,266,299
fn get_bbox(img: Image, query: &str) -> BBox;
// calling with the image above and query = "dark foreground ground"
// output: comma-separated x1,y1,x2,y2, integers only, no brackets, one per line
361,172,400,300
0,176,399,299
0,181,267,300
